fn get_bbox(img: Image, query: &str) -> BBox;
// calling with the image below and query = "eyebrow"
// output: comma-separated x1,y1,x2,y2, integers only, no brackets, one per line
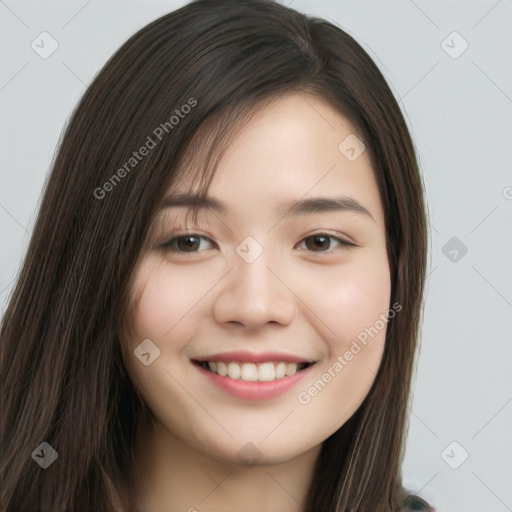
161,193,375,222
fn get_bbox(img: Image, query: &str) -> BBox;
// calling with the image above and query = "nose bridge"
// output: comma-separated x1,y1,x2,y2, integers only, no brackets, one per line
233,241,280,308
213,240,296,329
233,233,277,290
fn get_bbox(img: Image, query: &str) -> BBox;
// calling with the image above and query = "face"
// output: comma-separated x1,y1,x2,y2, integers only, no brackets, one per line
122,92,391,466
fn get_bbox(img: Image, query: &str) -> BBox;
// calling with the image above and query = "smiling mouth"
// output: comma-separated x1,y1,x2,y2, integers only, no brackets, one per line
193,360,313,382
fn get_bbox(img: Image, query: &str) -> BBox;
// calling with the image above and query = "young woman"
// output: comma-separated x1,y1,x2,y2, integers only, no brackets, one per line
1,0,433,510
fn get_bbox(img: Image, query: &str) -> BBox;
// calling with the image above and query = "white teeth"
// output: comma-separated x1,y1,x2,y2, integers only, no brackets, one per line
217,361,228,376
257,362,275,381
275,362,286,379
241,363,258,382
202,361,306,381
227,362,241,379
285,363,298,377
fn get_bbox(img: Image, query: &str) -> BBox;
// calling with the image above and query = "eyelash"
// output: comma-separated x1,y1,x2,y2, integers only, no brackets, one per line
157,231,357,255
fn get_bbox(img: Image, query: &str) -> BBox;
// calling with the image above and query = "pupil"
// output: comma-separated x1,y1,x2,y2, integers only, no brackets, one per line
308,235,329,251
179,236,199,251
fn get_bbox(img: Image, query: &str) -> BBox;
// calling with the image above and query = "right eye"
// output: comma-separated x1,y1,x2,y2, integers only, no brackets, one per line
158,234,216,253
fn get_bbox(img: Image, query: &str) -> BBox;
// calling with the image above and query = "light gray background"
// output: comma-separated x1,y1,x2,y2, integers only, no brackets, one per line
1,1,511,511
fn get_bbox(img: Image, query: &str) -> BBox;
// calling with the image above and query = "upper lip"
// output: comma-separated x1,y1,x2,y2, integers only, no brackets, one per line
193,350,315,364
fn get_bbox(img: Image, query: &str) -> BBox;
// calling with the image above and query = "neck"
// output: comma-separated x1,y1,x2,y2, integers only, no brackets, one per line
132,408,320,512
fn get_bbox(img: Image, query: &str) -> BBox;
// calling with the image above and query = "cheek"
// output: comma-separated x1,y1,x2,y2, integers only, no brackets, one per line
293,251,390,421
128,258,213,343
339,265,390,344
301,251,391,350
322,255,390,407
131,279,176,341
295,262,390,430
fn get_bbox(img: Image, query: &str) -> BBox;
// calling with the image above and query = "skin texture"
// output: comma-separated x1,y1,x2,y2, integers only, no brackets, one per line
122,93,391,512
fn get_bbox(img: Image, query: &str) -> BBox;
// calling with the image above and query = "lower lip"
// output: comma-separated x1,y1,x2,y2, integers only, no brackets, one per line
195,363,315,401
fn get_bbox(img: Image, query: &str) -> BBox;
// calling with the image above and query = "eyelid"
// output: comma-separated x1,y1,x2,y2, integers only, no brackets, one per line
157,230,358,254
296,233,357,250
157,231,216,252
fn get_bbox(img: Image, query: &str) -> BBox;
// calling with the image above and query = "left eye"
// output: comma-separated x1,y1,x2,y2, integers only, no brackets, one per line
296,233,356,252
159,233,356,254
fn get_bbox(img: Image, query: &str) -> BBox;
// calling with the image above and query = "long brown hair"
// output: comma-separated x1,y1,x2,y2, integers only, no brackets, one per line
0,0,429,510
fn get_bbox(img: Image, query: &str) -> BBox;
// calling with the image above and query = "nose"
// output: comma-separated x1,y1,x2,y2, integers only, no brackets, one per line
212,251,297,331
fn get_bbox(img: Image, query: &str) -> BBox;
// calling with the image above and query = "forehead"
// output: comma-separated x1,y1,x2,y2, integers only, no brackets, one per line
166,92,383,225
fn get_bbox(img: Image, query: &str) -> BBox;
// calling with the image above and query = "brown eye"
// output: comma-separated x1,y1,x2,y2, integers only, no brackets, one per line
176,236,201,252
298,233,356,253
305,235,331,251
160,235,213,253
158,232,355,255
